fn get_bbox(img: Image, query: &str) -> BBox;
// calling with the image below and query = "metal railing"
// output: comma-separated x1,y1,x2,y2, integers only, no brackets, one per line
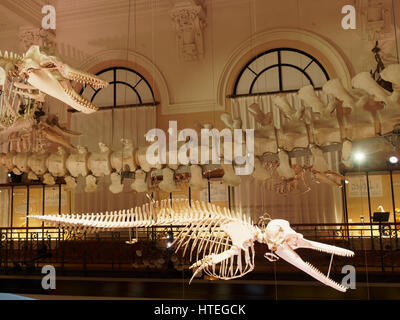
0,223,399,275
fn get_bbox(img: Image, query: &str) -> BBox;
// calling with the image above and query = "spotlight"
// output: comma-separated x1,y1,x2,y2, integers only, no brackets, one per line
353,152,365,163
345,180,349,184
167,230,174,240
389,156,399,164
166,230,174,248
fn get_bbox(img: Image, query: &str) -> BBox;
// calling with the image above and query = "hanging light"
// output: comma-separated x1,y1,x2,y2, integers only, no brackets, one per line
389,155,399,164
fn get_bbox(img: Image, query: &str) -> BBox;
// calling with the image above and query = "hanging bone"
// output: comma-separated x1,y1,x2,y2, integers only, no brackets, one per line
110,139,137,172
87,142,112,177
109,172,124,194
131,169,148,193
189,165,208,190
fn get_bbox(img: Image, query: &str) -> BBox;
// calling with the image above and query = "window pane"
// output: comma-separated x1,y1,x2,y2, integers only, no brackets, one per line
345,173,370,223
44,186,60,215
248,51,278,74
252,67,280,93
236,69,257,95
12,186,28,228
280,50,311,69
368,172,393,222
391,171,400,225
0,188,10,227
281,66,311,91
28,186,43,228
235,48,329,95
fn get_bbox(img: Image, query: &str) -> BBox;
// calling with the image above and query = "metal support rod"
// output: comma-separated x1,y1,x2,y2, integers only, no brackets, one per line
379,220,385,272
342,180,350,243
327,253,334,278
228,186,231,210
42,184,45,238
26,185,29,239
58,184,62,216
389,170,398,249
208,178,211,203
366,172,374,249
10,186,14,228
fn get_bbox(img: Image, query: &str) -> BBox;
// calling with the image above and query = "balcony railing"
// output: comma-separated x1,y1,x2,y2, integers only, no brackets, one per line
0,222,399,276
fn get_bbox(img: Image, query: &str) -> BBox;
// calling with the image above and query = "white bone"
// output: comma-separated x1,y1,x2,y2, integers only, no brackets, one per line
87,142,112,177
298,85,327,115
251,157,271,181
66,146,89,177
159,167,178,193
109,172,124,194
131,169,148,193
84,175,97,193
46,146,67,177
276,150,295,179
65,175,77,191
110,139,136,172
189,165,207,190
323,78,355,110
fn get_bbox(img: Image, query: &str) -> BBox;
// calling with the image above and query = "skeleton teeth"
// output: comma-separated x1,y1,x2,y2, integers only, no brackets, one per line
305,261,347,291
307,240,354,257
62,87,98,110
68,72,107,89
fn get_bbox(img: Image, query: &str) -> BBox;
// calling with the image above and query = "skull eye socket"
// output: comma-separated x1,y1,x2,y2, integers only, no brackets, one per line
287,234,300,246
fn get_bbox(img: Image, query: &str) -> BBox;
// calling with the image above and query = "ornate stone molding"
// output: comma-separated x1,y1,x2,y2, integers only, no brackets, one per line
357,0,393,41
356,0,400,65
169,0,206,61
18,27,57,55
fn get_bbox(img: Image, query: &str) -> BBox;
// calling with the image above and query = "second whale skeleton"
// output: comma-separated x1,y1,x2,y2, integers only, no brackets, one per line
2,65,400,193
29,199,354,292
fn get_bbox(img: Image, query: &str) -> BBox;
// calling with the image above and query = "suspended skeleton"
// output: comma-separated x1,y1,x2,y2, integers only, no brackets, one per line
29,199,354,292
231,65,400,193
2,65,400,194
272,150,310,195
0,46,107,143
0,114,81,153
11,46,107,113
309,145,346,187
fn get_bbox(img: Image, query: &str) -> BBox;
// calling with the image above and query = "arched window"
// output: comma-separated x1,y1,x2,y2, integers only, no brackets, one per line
80,67,156,108
233,48,329,96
